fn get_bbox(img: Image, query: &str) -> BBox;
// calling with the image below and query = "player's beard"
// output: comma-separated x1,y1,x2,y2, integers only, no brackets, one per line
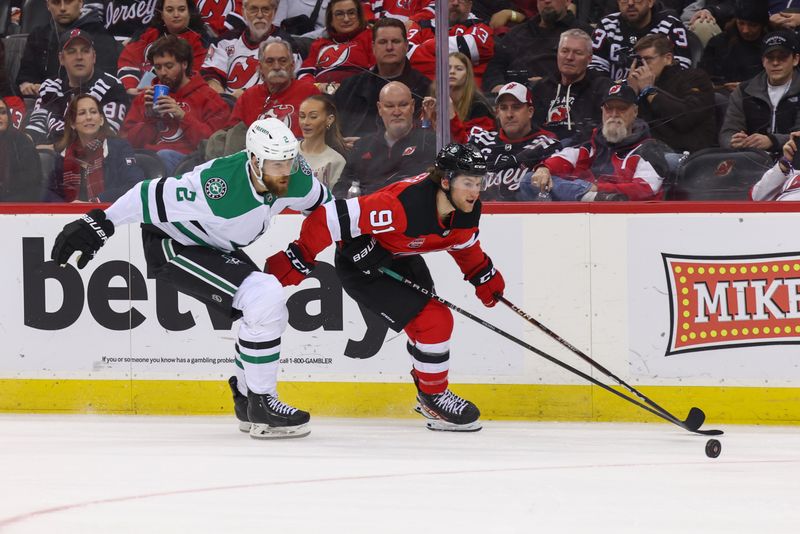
602,118,629,144
262,174,290,196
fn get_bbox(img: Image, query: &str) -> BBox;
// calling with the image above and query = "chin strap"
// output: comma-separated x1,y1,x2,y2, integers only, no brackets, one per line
442,171,463,213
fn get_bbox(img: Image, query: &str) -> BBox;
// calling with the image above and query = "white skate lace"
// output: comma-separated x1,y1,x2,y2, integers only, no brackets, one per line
267,396,298,415
433,390,468,415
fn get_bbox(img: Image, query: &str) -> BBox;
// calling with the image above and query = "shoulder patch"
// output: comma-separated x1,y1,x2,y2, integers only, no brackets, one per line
204,177,228,199
299,155,313,176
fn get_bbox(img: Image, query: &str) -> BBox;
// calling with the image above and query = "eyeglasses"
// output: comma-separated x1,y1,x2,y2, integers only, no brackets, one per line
333,8,358,19
245,5,275,17
618,0,647,4
638,53,665,64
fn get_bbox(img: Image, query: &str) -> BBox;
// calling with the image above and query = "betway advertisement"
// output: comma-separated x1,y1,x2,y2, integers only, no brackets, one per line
2,213,526,381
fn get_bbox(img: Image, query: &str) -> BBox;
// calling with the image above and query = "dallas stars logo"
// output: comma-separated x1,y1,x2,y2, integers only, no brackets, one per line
205,177,227,199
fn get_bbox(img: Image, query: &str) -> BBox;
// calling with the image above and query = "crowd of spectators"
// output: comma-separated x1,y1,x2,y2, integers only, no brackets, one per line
1,0,799,203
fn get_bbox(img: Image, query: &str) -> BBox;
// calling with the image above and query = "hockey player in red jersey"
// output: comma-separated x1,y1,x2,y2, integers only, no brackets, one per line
266,143,505,432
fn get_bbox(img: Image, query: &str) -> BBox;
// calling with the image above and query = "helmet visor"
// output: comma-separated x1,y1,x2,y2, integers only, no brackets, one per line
262,157,298,177
449,173,485,193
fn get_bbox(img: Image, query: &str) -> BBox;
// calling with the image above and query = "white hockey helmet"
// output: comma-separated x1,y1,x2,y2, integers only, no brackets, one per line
246,118,299,177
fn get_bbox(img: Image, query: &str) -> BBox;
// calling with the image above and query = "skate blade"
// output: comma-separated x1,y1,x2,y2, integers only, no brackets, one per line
238,421,252,433
414,404,482,432
249,423,310,440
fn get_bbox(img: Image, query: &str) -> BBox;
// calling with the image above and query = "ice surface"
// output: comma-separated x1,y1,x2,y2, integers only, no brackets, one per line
0,415,797,533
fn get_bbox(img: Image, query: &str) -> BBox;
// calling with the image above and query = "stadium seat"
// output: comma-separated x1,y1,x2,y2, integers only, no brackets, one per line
3,33,27,95
173,152,204,176
669,148,773,201
37,148,55,188
134,150,167,180
21,0,48,34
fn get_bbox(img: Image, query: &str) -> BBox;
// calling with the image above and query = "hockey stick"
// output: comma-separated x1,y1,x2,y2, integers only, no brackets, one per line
378,267,723,436
496,295,713,433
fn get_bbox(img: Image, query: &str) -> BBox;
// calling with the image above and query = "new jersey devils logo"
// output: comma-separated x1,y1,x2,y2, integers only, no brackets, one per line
159,102,191,142
196,0,234,25
258,104,295,130
227,56,260,90
316,44,353,69
548,105,568,123
714,160,734,177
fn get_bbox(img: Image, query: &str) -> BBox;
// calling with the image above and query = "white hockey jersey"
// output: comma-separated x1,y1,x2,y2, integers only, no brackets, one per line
105,151,332,252
751,164,800,201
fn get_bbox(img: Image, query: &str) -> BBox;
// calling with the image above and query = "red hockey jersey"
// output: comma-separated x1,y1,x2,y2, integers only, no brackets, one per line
117,28,209,91
407,16,494,86
367,0,435,22
122,74,231,154
294,174,487,277
297,28,375,83
228,79,321,137
196,0,242,35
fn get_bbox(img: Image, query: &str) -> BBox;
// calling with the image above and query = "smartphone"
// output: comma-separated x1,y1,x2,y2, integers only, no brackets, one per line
792,148,800,170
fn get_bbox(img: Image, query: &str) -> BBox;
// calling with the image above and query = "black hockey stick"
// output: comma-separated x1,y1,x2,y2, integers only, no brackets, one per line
496,295,716,434
379,267,723,436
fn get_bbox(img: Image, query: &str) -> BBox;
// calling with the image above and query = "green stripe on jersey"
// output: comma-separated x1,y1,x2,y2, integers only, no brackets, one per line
238,351,280,365
169,255,237,296
172,222,213,248
140,179,153,224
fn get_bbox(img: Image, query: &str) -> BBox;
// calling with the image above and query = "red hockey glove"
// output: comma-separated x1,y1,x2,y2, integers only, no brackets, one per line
265,242,315,287
467,256,505,307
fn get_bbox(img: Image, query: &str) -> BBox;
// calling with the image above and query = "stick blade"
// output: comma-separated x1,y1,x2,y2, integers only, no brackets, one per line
684,407,706,431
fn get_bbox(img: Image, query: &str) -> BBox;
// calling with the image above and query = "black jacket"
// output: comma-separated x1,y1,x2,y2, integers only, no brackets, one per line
16,11,120,87
482,12,592,92
333,127,437,197
0,127,43,201
699,26,765,86
43,137,145,202
334,60,432,138
637,64,717,152
532,71,612,145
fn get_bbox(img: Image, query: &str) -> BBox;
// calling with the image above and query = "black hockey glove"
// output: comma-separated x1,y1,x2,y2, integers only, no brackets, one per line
51,209,115,269
341,235,392,276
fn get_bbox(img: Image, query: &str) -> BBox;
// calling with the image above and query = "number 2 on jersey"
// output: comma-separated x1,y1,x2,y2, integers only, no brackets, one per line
369,210,395,234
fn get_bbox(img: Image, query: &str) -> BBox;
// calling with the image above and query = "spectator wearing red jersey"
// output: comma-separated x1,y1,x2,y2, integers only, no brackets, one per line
196,0,243,35
366,0,435,23
406,0,494,87
117,0,214,95
228,38,321,137
297,0,375,84
122,35,231,174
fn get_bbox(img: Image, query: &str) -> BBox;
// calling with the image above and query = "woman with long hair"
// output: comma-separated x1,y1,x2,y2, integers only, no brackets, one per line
44,94,144,203
421,52,496,141
298,94,347,189
117,0,214,94
296,0,375,86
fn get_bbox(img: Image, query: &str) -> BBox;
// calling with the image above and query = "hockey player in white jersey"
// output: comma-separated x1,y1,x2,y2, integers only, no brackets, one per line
50,118,332,440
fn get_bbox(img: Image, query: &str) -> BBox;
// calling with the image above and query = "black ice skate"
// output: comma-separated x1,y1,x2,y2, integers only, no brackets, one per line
412,371,482,432
228,376,251,433
247,391,311,439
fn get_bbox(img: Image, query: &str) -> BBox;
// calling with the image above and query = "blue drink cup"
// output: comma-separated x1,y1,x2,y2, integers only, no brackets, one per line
153,84,169,105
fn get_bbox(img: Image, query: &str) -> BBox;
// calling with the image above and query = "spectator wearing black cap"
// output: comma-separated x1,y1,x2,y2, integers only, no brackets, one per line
699,1,770,91
532,84,669,201
627,33,716,152
25,30,128,148
16,0,119,97
720,30,800,154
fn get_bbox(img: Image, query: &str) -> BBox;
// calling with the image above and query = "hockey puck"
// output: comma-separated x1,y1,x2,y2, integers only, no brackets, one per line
705,438,721,458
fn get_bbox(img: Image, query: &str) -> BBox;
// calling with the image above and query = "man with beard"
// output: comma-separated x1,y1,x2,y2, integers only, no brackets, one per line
334,17,431,138
25,30,128,147
122,35,231,173
50,118,332,439
483,0,592,94
406,0,495,87
531,84,668,201
719,30,800,155
226,38,320,138
590,0,691,82
202,0,298,99
16,0,119,97
532,28,612,145
333,81,437,197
